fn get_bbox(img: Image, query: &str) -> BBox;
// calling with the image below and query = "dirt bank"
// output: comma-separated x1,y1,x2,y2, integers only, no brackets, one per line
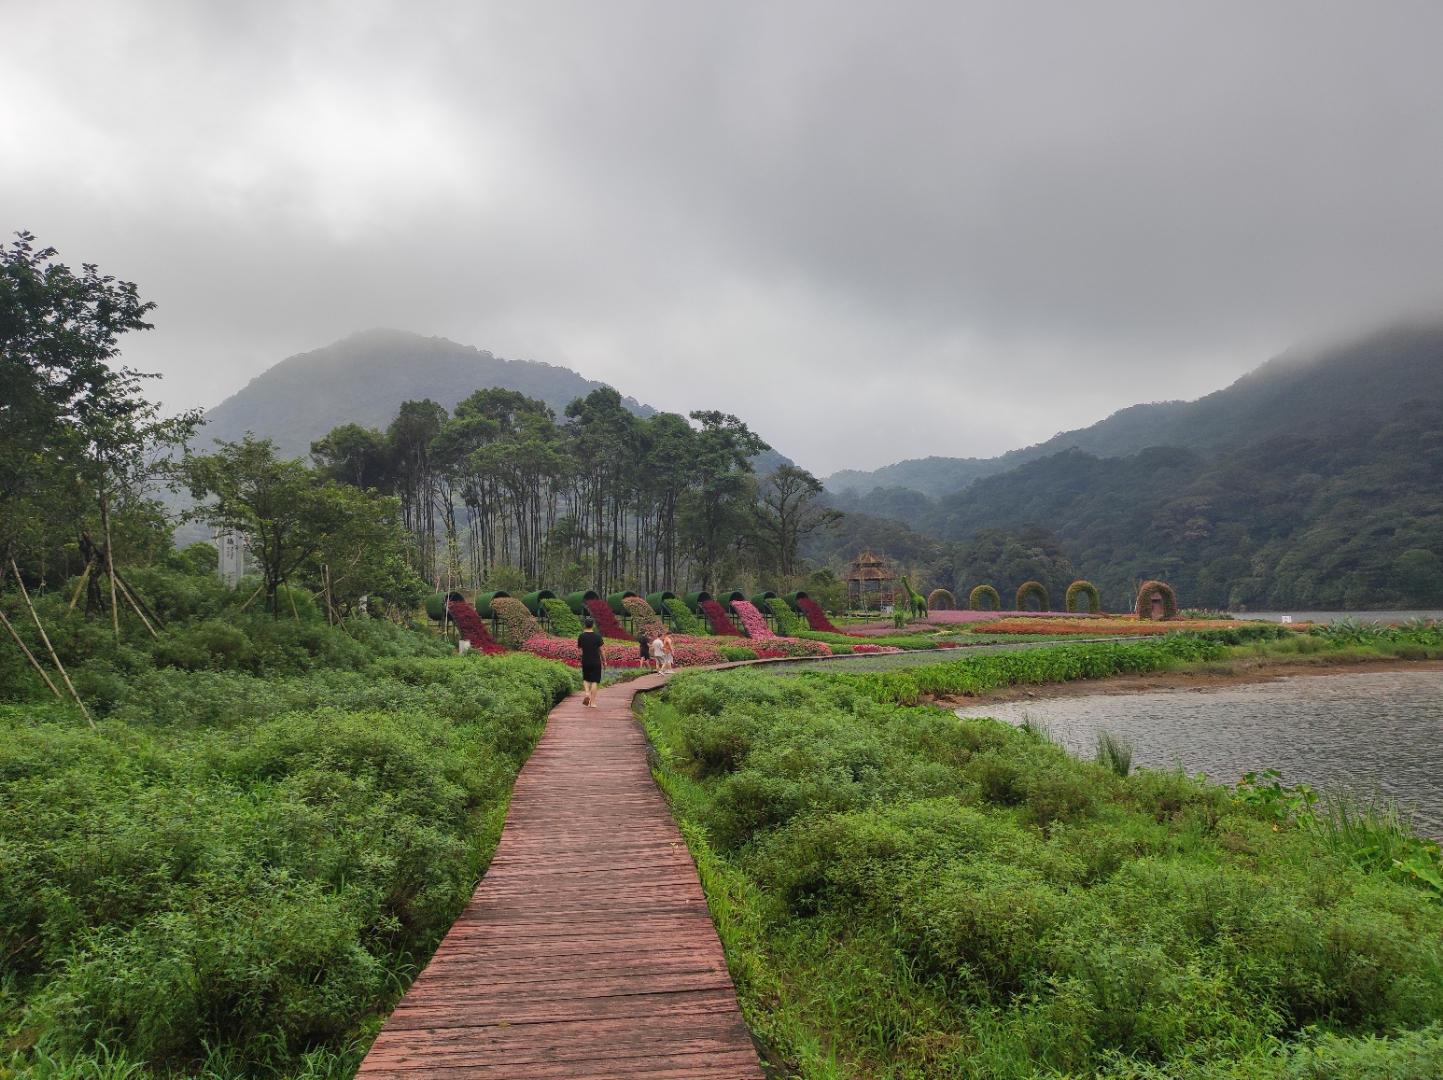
933,652,1443,708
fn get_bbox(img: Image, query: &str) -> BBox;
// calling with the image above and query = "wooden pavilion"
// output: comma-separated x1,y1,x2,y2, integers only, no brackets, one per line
847,548,897,612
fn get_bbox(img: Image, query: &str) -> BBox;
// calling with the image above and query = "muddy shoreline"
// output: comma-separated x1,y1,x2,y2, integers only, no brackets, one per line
933,653,1443,707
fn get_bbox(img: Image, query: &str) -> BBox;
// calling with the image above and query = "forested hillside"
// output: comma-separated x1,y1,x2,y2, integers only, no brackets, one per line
201,329,657,459
825,321,1443,498
812,323,1443,611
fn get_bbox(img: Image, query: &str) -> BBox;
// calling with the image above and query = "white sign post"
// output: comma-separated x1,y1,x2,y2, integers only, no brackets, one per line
217,529,244,589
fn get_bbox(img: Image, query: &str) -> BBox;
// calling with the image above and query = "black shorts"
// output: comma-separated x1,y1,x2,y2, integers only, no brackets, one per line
581,663,602,683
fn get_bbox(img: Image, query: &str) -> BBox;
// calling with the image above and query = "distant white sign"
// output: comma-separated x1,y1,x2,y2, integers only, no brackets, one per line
217,530,245,588
1280,615,1293,624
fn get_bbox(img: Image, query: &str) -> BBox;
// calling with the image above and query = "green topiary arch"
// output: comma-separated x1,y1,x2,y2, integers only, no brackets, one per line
969,585,1001,611
927,588,956,610
1065,580,1101,614
1136,580,1177,620
1015,581,1049,611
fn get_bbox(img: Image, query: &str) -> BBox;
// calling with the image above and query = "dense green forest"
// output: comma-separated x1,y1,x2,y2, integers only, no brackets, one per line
811,398,1443,612
306,393,836,597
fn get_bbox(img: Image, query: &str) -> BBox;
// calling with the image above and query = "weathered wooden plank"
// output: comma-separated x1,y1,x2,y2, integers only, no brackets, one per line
356,675,763,1080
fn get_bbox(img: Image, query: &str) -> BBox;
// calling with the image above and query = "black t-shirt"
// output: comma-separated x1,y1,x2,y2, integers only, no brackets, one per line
577,630,604,667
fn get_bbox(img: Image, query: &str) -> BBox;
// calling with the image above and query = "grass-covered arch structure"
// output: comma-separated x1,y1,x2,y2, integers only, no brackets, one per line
1065,580,1101,614
1015,581,1049,612
969,585,1001,611
927,588,956,610
1136,580,1178,620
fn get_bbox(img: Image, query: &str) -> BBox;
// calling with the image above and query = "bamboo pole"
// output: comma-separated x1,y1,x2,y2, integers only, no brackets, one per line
237,583,265,611
112,573,158,639
10,560,93,727
113,564,165,629
285,582,300,621
67,555,97,615
99,488,120,645
0,608,62,698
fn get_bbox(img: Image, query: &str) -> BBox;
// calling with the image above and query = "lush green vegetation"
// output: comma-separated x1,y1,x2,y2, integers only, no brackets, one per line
639,667,1443,1079
810,401,1443,615
0,558,575,1079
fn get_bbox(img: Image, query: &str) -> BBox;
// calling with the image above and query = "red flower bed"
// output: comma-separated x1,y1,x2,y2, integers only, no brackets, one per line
445,599,507,654
849,642,903,654
699,599,743,636
585,598,634,641
797,596,841,633
731,599,775,639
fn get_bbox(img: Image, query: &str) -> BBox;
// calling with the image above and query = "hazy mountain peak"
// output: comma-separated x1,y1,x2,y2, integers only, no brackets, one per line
200,329,657,458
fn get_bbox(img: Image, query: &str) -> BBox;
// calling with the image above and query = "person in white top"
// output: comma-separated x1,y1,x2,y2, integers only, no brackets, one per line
652,634,669,673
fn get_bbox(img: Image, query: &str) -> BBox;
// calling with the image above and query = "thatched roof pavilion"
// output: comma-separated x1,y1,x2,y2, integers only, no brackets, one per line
847,548,897,611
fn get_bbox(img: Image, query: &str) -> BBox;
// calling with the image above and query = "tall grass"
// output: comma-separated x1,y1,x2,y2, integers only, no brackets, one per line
0,653,575,1080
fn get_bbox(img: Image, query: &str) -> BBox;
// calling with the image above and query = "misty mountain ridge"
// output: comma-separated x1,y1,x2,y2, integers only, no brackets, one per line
824,320,1443,500
199,328,659,459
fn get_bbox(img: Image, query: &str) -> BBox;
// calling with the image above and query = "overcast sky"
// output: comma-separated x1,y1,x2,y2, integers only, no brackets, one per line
5,1,1443,475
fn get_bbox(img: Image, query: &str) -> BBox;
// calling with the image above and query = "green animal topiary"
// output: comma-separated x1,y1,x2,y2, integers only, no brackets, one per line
927,588,956,610
969,585,1001,611
1136,580,1178,620
1065,580,1101,614
665,597,705,634
898,576,928,618
1015,581,1049,611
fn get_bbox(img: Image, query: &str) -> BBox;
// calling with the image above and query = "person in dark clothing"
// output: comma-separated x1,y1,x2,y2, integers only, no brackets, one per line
639,634,652,672
577,617,604,706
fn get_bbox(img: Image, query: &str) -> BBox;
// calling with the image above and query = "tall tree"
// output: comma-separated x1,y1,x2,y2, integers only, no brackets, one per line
679,410,768,591
753,464,841,583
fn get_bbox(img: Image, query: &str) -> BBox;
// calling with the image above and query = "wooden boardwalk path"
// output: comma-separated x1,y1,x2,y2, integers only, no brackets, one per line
357,674,764,1079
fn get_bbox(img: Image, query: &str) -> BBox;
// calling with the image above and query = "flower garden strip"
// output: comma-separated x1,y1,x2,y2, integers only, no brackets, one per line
664,597,704,634
765,598,805,635
490,596,545,646
730,599,774,639
699,598,744,635
584,596,634,640
540,596,584,635
445,598,507,654
622,595,667,640
522,633,726,668
796,595,841,632
971,617,1275,636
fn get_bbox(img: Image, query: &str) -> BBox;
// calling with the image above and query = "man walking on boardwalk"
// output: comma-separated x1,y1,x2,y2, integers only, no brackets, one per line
578,616,604,706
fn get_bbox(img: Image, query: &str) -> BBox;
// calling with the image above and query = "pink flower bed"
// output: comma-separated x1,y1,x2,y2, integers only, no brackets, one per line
849,643,903,654
490,596,545,647
522,632,726,669
730,599,774,639
699,599,743,636
797,596,841,633
585,597,634,640
446,599,507,654
622,596,667,640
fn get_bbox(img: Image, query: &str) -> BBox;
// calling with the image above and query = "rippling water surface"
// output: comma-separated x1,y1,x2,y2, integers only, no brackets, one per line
953,671,1443,836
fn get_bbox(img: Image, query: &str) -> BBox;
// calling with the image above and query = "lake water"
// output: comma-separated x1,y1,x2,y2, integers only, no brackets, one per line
953,670,1443,836
1241,610,1443,624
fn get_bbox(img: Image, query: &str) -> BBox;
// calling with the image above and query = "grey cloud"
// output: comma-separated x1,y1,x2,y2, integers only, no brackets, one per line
3,1,1441,473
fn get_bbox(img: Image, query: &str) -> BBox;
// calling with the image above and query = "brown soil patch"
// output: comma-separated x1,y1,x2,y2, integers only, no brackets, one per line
931,653,1443,708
